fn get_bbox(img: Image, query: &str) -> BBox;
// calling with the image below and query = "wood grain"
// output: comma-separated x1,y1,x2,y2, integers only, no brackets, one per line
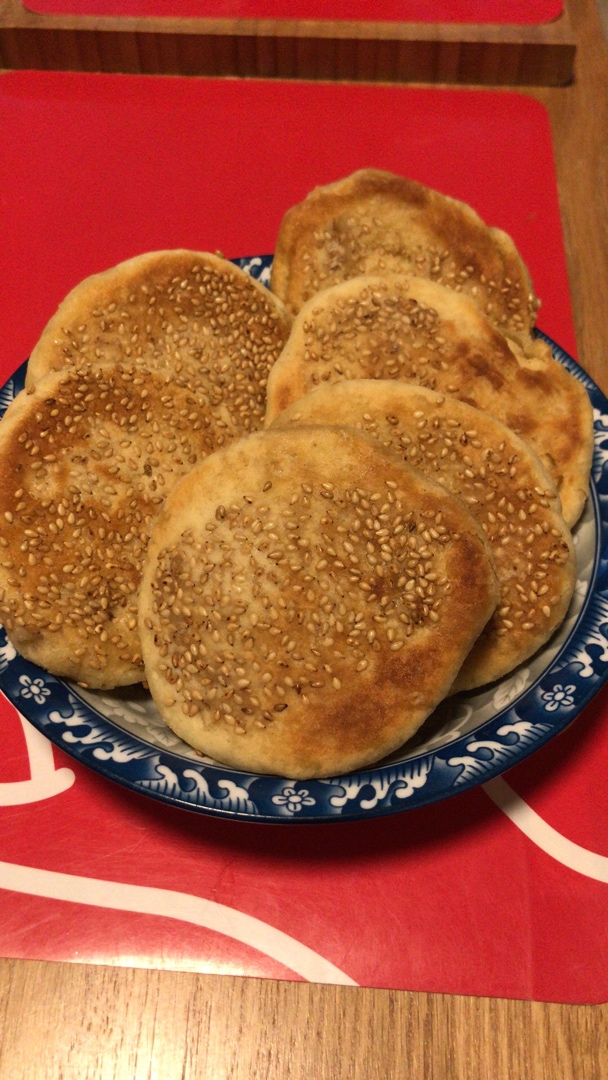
0,0,576,85
532,0,608,392
0,959,607,1079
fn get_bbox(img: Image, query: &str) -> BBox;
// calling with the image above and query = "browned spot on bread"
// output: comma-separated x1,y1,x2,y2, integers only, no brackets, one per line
266,273,593,527
272,381,577,690
139,427,498,776
271,168,540,349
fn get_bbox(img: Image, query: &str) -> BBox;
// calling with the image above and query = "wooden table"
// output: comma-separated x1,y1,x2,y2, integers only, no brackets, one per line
0,0,607,1076
0,0,577,85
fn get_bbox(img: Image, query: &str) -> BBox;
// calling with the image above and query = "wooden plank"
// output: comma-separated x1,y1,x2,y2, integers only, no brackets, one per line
0,0,577,85
134,25,159,71
1,959,608,1080
255,32,277,78
274,34,295,78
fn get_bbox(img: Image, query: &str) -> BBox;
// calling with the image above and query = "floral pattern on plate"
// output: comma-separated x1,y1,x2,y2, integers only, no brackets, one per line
0,256,607,822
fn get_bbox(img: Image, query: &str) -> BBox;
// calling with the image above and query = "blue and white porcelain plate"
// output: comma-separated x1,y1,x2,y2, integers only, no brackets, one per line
1,254,607,823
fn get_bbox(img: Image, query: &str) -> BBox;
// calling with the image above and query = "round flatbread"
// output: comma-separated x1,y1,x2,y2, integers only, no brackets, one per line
26,250,292,443
139,426,499,777
0,359,266,689
270,168,540,352
265,273,593,527
271,381,576,690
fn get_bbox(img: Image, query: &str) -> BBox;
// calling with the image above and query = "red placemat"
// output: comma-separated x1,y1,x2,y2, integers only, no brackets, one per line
22,0,564,27
1,70,606,1004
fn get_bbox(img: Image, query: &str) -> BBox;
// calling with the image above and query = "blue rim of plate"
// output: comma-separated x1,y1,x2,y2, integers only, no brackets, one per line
1,254,608,824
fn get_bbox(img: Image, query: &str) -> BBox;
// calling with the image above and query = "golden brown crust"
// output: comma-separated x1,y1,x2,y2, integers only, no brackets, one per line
270,169,539,348
271,381,577,690
265,274,593,527
0,359,279,689
139,427,499,777
26,250,292,442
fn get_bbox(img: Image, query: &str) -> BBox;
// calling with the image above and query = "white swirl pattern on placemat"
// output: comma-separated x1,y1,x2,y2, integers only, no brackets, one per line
0,859,358,985
0,705,75,806
483,777,608,884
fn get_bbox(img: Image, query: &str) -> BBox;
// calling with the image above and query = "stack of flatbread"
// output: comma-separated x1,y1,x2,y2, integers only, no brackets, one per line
0,171,594,778
0,251,292,688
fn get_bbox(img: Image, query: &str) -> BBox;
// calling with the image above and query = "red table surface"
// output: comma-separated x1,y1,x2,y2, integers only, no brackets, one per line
0,70,606,1004
22,0,564,26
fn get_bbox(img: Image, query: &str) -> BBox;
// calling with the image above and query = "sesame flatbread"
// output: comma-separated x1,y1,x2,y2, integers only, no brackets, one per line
139,426,499,778
0,359,270,689
270,169,541,354
265,274,593,527
271,381,576,691
26,250,292,441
